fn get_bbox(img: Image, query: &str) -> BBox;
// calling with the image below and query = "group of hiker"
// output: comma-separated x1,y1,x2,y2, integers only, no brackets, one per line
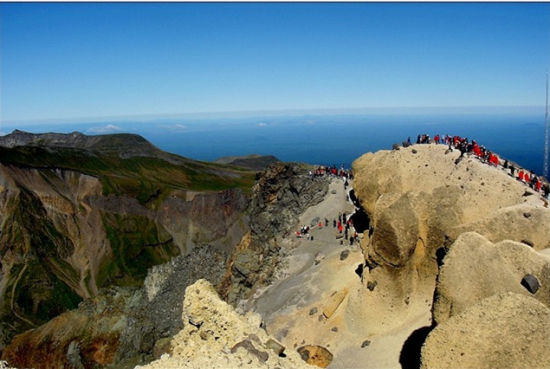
296,211,359,247
408,133,550,200
310,165,353,180
336,212,359,246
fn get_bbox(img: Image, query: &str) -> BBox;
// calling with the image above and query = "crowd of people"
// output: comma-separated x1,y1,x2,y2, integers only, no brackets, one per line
296,211,359,246
410,133,550,200
310,165,353,180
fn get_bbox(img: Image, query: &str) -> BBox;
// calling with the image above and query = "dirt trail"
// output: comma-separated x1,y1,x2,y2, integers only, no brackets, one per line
249,177,432,369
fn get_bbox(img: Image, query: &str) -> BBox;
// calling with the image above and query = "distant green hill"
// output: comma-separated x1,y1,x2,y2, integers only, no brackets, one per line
0,131,256,204
214,154,280,171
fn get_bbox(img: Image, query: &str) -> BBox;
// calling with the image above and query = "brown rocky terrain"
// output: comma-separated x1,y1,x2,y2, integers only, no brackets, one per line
0,135,328,369
2,139,549,369
0,130,253,365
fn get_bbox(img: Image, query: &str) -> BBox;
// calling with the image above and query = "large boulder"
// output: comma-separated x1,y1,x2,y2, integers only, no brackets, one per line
451,204,550,250
433,232,550,324
370,193,419,267
421,292,550,369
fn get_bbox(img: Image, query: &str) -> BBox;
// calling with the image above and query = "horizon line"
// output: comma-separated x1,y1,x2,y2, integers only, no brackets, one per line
2,104,546,126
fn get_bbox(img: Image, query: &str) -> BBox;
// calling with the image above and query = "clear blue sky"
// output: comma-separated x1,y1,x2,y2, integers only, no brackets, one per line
1,2,549,124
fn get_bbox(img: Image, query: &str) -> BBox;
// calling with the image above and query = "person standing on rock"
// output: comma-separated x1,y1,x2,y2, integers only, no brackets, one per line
519,170,524,182
536,178,542,192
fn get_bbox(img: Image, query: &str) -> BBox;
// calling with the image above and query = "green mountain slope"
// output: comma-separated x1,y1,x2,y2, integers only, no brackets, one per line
0,131,255,348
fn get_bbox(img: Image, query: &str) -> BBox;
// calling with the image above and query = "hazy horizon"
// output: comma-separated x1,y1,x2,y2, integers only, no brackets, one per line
1,105,546,129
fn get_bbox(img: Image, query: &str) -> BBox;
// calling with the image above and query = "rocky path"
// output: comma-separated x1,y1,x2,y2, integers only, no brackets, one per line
248,177,433,369
250,178,358,316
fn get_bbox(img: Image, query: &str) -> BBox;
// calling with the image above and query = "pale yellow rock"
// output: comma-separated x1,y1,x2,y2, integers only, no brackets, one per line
135,279,314,369
322,288,348,319
352,145,550,305
421,292,550,369
433,232,550,324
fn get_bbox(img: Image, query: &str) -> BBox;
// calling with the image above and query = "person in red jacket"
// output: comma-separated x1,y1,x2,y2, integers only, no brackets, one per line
490,154,499,166
518,170,524,182
536,178,542,192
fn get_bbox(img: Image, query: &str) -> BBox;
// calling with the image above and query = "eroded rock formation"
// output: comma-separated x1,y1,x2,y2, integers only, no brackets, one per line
353,144,550,304
352,144,550,368
135,279,313,369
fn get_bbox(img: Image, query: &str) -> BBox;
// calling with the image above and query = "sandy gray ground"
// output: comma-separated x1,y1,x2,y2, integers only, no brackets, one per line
248,178,432,369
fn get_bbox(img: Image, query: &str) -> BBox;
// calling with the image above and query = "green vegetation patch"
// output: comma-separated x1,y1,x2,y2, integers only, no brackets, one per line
0,145,256,205
98,212,180,288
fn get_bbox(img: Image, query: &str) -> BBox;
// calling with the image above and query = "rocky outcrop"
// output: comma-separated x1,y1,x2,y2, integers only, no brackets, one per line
432,232,550,324
421,233,550,367
370,193,419,267
135,279,313,369
247,162,329,241
421,292,550,369
220,162,329,304
1,245,230,369
351,144,550,368
353,145,550,303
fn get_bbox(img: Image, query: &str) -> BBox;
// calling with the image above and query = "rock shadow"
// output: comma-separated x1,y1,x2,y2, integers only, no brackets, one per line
348,189,370,233
399,325,433,369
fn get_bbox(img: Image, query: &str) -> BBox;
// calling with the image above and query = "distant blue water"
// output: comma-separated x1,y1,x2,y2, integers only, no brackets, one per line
4,113,547,176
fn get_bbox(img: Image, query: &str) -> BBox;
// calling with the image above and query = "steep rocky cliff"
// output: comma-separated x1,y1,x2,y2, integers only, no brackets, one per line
220,162,329,304
0,132,328,369
0,131,254,355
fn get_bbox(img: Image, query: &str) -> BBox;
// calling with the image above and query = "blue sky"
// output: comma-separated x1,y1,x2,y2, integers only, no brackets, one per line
1,2,549,124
